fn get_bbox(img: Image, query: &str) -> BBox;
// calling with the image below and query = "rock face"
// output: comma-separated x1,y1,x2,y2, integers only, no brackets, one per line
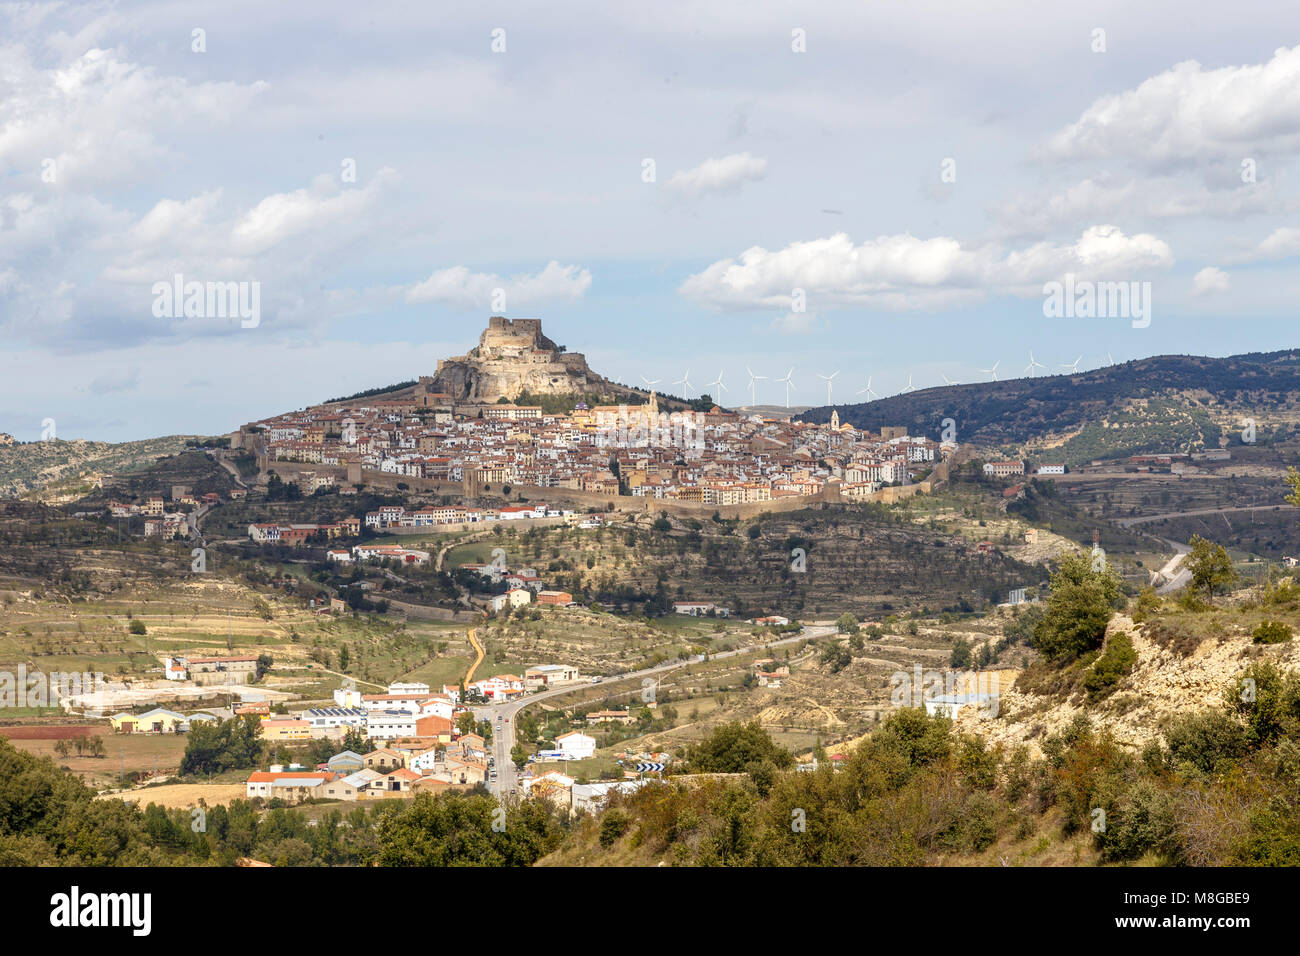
954,613,1300,756
428,317,620,403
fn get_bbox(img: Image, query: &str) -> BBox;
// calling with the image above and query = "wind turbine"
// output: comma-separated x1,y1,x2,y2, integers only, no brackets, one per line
745,367,766,407
816,371,839,406
673,369,694,397
940,372,956,386
1060,356,1082,374
900,373,917,394
856,376,879,400
1106,351,1115,366
981,361,1000,381
1023,351,1046,377
640,374,662,391
705,370,727,400
776,368,796,408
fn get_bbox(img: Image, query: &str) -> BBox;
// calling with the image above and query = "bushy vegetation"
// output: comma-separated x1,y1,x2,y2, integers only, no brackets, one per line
1032,552,1124,662
1083,632,1137,701
561,679,1300,866
1253,620,1292,644
179,716,265,777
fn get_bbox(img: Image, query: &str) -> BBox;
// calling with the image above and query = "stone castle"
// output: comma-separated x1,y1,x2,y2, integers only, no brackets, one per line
423,317,616,403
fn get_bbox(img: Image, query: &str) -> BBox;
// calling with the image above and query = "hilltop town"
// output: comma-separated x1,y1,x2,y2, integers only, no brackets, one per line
232,317,957,512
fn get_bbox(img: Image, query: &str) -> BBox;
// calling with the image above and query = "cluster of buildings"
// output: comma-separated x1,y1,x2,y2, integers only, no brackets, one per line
454,559,579,612
248,386,955,505
102,485,244,539
162,655,260,685
245,734,495,804
246,505,594,549
982,460,1066,478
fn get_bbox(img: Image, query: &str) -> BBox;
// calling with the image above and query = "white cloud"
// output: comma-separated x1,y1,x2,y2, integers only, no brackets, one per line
0,169,404,348
680,226,1174,311
0,46,267,189
1192,266,1231,295
665,152,768,199
1041,46,1300,169
1253,226,1300,261
994,176,1286,238
406,260,592,309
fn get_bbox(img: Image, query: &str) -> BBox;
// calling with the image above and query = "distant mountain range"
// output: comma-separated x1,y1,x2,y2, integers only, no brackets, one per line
797,350,1300,465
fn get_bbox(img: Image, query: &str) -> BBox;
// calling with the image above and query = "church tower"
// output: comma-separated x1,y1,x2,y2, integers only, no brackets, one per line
830,409,840,430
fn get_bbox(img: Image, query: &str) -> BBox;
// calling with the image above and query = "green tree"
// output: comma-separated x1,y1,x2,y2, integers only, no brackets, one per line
1032,552,1123,663
819,642,851,674
1224,661,1300,748
1185,535,1237,605
836,613,859,636
949,637,973,668
683,721,794,773
376,792,562,866
180,716,264,777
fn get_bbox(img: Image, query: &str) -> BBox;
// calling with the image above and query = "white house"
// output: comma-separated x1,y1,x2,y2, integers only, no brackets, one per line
365,710,419,739
491,589,533,613
416,696,456,720
407,747,442,773
388,681,431,696
556,731,596,760
304,707,368,730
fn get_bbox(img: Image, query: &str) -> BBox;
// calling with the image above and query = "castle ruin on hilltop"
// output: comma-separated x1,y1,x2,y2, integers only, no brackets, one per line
420,316,613,403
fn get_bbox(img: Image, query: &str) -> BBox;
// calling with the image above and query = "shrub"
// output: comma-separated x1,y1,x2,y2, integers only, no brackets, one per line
1130,586,1161,623
683,722,794,774
1253,620,1292,645
1083,632,1137,701
1032,552,1124,663
599,809,630,848
1163,711,1249,774
1095,780,1179,863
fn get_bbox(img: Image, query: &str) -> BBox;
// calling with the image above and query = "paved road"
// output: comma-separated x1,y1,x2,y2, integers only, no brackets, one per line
471,624,836,798
1152,539,1193,595
1116,503,1287,528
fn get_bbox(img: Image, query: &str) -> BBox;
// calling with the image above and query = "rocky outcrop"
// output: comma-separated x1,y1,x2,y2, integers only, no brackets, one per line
955,613,1300,756
429,316,628,403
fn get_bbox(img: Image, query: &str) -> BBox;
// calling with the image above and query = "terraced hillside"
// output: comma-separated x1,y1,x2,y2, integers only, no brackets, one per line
0,436,194,501
447,503,1045,619
799,350,1300,465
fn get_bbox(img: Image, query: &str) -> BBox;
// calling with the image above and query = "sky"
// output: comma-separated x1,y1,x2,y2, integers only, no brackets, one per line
3,0,1300,441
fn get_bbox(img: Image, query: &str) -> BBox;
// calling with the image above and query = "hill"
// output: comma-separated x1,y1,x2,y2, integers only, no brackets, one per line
797,351,1300,465
314,316,703,413
0,436,195,502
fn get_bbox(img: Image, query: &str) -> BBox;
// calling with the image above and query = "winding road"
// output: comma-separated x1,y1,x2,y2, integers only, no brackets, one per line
470,624,836,798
